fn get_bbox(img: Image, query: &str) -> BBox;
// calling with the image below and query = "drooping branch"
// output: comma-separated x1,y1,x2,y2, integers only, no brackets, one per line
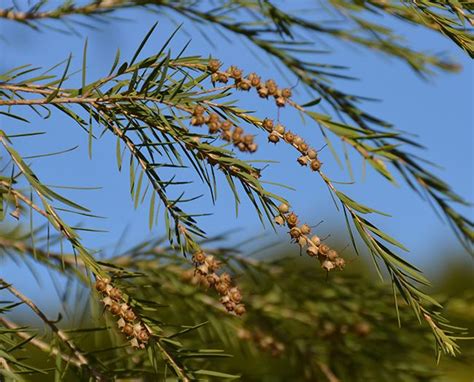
0,278,106,380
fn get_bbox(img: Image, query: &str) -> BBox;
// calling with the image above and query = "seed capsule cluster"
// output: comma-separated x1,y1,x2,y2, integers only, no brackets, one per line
207,59,293,108
191,251,246,315
237,328,285,357
275,203,345,272
95,278,151,349
262,119,322,171
320,321,372,338
191,105,257,153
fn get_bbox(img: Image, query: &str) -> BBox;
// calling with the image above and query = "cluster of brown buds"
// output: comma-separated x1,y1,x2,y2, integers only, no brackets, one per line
207,59,292,108
237,328,285,357
320,321,371,338
274,203,345,272
95,277,151,349
191,250,246,316
191,105,257,153
261,118,322,171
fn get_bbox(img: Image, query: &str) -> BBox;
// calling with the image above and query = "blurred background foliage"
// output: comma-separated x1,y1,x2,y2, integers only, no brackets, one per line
0,0,473,380
1,226,472,381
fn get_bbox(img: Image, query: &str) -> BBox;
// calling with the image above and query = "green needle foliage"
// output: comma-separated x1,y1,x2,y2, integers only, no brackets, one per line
0,0,472,380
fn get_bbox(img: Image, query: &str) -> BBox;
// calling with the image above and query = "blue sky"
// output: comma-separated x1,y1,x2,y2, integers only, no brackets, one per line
0,1,472,307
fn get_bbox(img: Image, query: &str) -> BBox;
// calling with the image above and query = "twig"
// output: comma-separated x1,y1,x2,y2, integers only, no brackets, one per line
0,316,83,368
0,278,106,380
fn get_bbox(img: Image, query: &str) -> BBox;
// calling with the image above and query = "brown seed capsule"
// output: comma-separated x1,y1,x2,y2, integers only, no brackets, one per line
298,236,307,248
319,244,330,255
266,80,278,95
321,260,335,272
248,73,261,87
208,122,220,134
327,249,338,261
220,120,232,131
229,287,242,303
218,73,229,83
193,251,206,263
220,273,232,285
199,276,211,289
123,309,136,322
221,131,232,141
262,118,274,132
243,135,254,145
307,149,318,160
206,258,221,273
193,105,205,116
300,224,311,235
95,279,108,292
248,143,258,153
278,203,290,214
110,303,121,315
234,304,246,316
196,263,209,275
293,136,303,146
109,288,122,301
207,273,220,286
208,113,220,123
228,66,242,79
191,115,206,126
297,156,309,166
274,124,285,134
257,86,269,98
274,215,285,225
123,324,134,336
223,299,236,312
238,79,251,91
211,72,219,83
298,142,309,153
232,132,242,144
354,322,371,336
207,59,221,73
289,227,302,239
307,246,319,257
138,330,150,342
334,257,346,269
275,96,286,107
282,88,292,98
268,133,280,143
286,212,298,228
234,127,244,135
310,159,322,171
310,235,321,246
284,131,295,144
215,281,229,295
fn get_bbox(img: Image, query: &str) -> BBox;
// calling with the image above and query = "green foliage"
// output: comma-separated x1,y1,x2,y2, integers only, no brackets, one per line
0,0,472,380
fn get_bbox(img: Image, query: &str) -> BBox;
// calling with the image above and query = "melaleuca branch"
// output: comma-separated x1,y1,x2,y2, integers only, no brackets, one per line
0,278,106,380
0,30,470,357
